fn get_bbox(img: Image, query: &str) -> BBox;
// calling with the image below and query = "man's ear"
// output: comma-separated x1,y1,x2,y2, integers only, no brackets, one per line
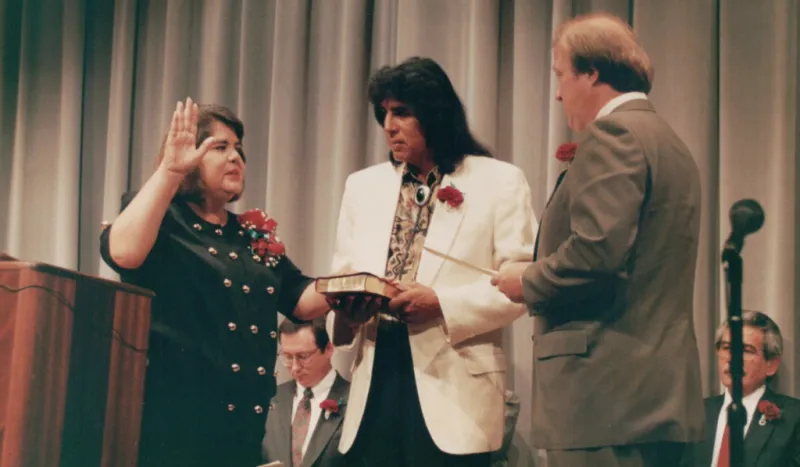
587,68,600,85
765,357,781,378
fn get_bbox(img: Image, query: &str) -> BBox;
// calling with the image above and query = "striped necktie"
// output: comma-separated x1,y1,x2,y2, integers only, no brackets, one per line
291,387,314,467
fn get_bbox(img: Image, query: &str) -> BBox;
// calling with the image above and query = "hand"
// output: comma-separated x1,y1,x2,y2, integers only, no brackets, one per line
327,293,387,326
490,262,531,304
160,97,216,176
388,282,442,325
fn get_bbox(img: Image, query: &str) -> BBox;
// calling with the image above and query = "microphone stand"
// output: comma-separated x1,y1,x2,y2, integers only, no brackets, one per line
722,246,744,467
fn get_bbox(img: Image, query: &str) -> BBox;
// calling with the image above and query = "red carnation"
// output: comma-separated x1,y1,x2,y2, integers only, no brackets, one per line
262,218,278,232
757,400,781,422
436,185,464,208
266,242,285,256
254,239,269,256
319,399,339,413
556,143,578,163
238,208,266,228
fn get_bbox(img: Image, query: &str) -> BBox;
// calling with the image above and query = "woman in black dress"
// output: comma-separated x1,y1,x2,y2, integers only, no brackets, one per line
100,98,330,467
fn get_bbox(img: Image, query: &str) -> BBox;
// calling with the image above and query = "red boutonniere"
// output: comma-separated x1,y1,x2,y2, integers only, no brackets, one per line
237,209,285,266
436,184,464,209
556,142,578,164
757,400,781,425
319,398,345,420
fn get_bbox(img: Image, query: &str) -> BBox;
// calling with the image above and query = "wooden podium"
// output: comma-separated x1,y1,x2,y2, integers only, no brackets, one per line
0,257,152,467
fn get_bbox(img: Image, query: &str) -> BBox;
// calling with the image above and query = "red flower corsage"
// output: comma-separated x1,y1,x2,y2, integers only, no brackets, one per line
757,400,781,425
320,398,345,420
237,209,285,266
436,184,464,209
556,142,578,163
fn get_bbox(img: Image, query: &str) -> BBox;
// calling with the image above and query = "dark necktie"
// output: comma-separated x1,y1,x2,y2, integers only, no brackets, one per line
717,424,730,467
291,387,314,467
533,169,569,260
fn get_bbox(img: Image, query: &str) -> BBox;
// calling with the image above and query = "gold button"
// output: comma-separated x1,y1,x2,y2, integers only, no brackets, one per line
208,247,218,256
228,404,236,411
242,285,251,294
193,223,202,231
215,228,223,236
223,279,232,287
231,363,240,372
239,230,245,236
270,331,277,339
253,255,261,262
254,405,263,414
257,366,266,375
266,286,274,294
250,325,259,334
228,252,238,260
227,322,237,331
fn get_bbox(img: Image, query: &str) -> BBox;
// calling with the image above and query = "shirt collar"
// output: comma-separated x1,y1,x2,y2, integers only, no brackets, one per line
595,92,648,120
723,384,767,415
403,163,442,186
295,367,337,399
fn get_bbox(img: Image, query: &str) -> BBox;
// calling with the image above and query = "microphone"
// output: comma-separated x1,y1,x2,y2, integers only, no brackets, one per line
723,199,764,254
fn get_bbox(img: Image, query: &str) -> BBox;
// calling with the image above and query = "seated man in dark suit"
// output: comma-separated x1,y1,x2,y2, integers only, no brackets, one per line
261,317,349,467
693,310,799,466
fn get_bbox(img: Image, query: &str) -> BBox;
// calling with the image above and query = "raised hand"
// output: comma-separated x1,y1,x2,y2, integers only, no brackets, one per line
160,97,216,176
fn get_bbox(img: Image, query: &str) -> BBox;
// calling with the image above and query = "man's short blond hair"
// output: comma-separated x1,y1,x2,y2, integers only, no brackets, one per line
554,13,653,93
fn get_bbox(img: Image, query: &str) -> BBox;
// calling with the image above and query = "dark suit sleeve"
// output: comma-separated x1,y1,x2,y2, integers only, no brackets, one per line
522,118,648,310
791,412,800,466
276,255,314,323
99,191,168,281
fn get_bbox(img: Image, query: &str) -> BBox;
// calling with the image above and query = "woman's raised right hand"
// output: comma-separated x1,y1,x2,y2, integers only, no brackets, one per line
160,97,216,176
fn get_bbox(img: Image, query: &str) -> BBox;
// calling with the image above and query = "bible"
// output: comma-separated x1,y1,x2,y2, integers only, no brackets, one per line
315,272,399,299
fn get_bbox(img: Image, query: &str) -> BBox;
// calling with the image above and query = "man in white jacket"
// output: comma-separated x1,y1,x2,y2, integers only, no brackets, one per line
327,56,535,467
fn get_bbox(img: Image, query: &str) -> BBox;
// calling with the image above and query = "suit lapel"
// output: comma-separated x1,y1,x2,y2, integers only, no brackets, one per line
301,374,348,467
743,389,778,465
361,164,403,275
533,169,569,261
276,382,296,464
699,396,724,467
417,173,466,285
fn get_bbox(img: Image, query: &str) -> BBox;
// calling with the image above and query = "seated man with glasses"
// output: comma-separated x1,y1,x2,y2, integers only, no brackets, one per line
261,317,349,467
688,310,799,467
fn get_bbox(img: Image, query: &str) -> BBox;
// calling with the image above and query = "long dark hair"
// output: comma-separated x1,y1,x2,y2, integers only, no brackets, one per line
367,57,491,174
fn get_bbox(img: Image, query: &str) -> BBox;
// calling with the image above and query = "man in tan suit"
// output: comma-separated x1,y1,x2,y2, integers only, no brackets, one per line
493,13,704,467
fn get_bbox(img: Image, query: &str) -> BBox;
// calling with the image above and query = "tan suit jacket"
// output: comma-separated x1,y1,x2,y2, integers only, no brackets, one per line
330,156,535,454
523,99,705,449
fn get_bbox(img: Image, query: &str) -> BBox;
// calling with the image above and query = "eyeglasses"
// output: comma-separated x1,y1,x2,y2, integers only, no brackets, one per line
716,341,762,360
279,349,320,367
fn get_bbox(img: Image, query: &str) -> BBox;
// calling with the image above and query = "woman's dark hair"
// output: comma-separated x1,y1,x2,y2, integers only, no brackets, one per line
367,57,491,174
155,104,246,203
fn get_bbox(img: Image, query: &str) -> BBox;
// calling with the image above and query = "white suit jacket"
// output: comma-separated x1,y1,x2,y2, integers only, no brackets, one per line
329,155,535,455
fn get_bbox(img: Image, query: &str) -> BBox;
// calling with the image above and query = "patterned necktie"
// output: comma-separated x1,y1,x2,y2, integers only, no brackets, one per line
291,387,314,467
717,424,730,467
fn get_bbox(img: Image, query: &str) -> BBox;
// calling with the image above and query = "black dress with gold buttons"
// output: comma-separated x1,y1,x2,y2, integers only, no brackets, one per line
100,193,312,467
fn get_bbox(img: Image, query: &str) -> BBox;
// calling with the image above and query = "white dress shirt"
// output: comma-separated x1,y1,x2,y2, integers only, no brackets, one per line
710,385,766,467
595,91,648,120
292,368,337,457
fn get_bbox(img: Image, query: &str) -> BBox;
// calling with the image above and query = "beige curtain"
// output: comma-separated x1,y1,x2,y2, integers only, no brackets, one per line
1,0,798,464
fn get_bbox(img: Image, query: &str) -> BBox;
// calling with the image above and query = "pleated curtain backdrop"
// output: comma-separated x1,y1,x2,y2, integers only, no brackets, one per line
1,0,798,465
